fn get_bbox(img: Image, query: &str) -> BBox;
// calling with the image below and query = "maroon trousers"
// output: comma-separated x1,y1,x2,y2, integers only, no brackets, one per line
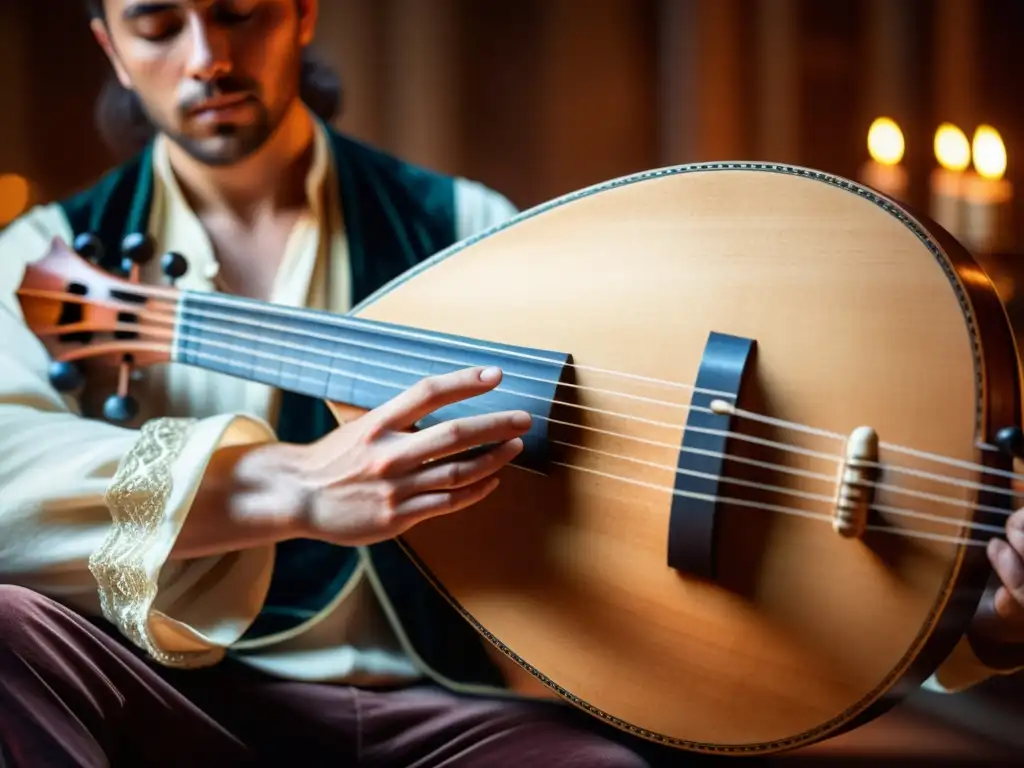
0,585,652,767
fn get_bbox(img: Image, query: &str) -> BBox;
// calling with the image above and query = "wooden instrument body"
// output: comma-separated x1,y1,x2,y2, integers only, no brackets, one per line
342,165,1017,753
16,162,1020,755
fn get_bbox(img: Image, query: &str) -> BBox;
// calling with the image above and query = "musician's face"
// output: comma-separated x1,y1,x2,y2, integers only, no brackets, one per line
93,0,317,166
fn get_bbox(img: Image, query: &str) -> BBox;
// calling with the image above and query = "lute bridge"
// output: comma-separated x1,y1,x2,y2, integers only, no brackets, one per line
832,426,880,539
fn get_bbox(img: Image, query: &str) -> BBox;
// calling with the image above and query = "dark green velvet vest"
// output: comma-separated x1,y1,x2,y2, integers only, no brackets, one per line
58,125,505,691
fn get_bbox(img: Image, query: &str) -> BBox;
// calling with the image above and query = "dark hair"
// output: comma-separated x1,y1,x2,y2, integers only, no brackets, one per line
84,1,343,159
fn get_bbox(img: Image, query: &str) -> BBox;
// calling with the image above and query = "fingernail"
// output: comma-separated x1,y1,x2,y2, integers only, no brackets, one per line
511,412,532,429
1009,527,1024,550
989,537,1007,561
500,438,525,457
479,367,501,382
992,537,1019,567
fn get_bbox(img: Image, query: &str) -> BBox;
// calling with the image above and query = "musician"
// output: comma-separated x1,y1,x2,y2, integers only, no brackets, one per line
0,1,1020,766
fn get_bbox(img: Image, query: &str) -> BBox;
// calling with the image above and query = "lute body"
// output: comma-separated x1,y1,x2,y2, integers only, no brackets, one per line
18,162,1020,755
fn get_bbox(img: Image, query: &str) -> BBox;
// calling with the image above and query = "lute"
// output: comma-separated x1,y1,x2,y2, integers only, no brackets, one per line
16,161,1023,755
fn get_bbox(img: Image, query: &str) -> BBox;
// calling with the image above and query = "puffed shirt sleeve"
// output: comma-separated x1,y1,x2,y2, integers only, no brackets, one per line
0,204,277,668
453,177,519,239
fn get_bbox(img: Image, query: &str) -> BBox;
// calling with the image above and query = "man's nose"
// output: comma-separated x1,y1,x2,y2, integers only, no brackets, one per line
183,14,231,82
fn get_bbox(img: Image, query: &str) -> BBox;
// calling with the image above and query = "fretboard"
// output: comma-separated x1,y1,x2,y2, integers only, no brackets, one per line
172,291,570,468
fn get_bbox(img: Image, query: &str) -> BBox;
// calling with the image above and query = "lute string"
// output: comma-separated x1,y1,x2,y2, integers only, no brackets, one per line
39,323,1013,546
547,460,1001,550
166,300,1022,497
150,324,1019,548
24,285,1024,496
169,289,1024,477
161,309,1023,504
28,287,1024,513
554,440,1011,529
170,299,735,404
40,306,1024,507
84,338,1012,543
129,332,1023,530
86,280,1011,466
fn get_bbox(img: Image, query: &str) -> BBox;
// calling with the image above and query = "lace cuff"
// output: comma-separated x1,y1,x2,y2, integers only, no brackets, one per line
88,417,222,667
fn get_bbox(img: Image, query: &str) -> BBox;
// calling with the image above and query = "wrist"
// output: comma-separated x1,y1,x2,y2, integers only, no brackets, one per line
227,441,316,539
171,440,315,561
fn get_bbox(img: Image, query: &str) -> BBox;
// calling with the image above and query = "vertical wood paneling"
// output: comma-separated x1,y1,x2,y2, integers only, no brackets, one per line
534,0,658,202
0,3,31,178
698,0,744,162
862,0,930,207
314,0,385,143
865,0,914,125
657,0,700,165
455,0,546,207
755,0,800,163
23,2,112,199
7,0,1021,242
380,0,462,174
659,0,747,165
799,0,863,180
933,0,977,130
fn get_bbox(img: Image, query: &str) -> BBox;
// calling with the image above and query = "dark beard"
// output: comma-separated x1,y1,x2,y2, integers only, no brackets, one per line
159,107,275,167
160,73,279,167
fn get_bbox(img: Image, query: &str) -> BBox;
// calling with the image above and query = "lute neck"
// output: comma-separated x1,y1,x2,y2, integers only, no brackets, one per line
172,290,572,470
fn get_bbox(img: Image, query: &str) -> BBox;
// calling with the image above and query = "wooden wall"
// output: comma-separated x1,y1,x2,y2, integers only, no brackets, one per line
0,0,1022,219
316,0,661,208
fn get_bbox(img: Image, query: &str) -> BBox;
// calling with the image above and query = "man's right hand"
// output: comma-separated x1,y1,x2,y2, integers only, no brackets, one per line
241,366,531,547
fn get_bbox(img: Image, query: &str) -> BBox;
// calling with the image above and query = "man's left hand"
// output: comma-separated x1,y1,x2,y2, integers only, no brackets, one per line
976,507,1024,647
990,508,1024,617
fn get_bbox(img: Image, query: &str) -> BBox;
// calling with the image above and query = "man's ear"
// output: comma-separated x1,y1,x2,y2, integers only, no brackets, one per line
297,0,318,47
90,18,133,89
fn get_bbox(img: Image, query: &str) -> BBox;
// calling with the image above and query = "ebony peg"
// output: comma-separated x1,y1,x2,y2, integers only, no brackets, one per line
161,251,189,284
73,233,105,264
48,361,83,393
103,393,140,424
120,232,157,275
995,425,1024,461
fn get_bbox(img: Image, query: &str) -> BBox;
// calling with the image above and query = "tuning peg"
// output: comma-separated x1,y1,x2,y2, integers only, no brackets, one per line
161,251,189,285
120,232,156,276
48,361,84,393
73,233,105,264
103,393,139,424
995,426,1024,461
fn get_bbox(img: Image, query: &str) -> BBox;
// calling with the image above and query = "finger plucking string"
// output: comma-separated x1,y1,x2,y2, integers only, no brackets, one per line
384,411,533,475
395,438,525,498
392,476,502,524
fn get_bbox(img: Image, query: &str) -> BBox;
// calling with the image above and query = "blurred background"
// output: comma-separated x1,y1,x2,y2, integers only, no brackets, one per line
1,0,1022,252
1,0,1023,761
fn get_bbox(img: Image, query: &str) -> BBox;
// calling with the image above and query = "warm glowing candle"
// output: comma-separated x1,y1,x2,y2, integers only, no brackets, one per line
0,173,31,227
964,125,1013,253
859,117,908,199
929,122,971,241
